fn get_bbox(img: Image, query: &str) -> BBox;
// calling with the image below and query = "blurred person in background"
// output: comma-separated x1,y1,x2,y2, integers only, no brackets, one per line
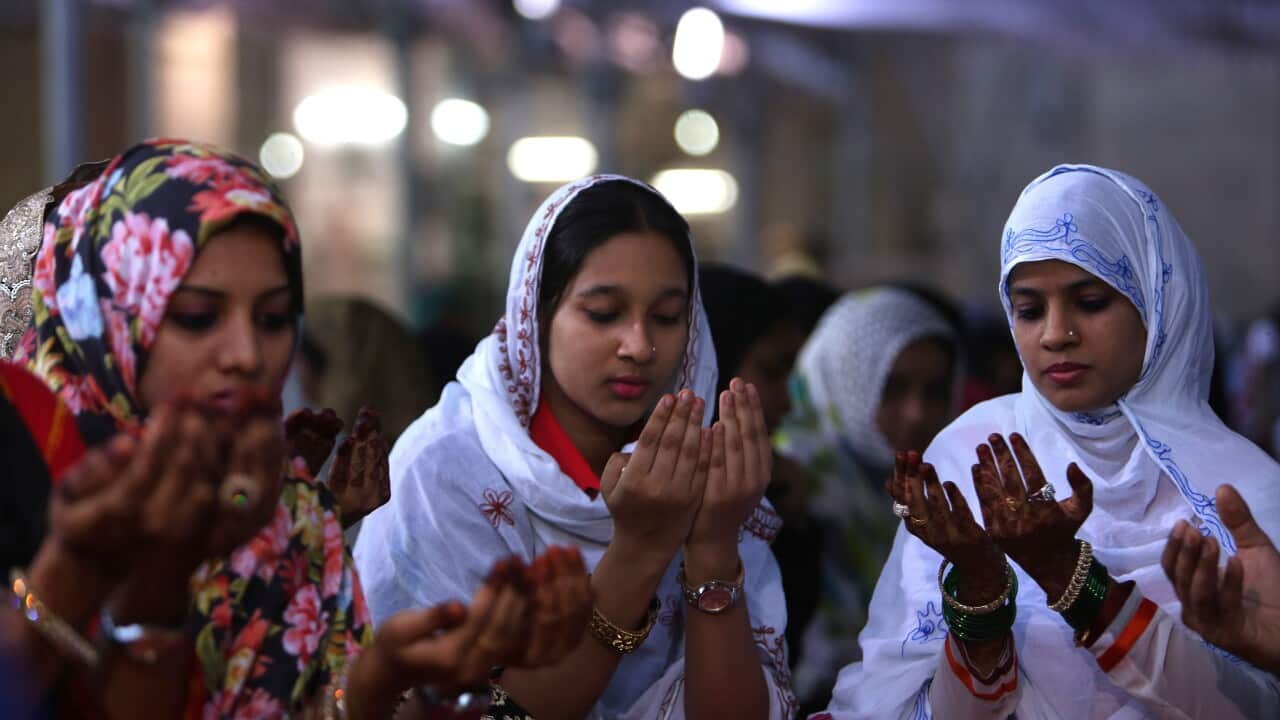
774,286,960,713
356,176,795,720
4,139,590,719
1230,306,1280,458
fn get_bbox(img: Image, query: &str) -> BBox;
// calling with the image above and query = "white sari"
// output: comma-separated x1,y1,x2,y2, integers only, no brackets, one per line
355,175,795,719
822,165,1280,719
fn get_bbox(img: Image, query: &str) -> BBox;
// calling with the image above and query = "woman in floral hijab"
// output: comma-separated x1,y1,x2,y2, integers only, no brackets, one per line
13,138,365,715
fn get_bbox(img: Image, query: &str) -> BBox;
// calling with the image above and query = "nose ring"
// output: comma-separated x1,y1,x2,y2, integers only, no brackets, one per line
1067,330,1078,338
651,345,656,354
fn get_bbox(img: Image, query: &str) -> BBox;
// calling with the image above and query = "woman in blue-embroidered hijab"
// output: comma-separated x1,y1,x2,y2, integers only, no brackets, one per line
820,165,1280,719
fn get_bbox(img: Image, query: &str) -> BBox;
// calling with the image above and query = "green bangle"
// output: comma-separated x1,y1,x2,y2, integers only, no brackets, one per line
1061,558,1109,632
941,567,1018,643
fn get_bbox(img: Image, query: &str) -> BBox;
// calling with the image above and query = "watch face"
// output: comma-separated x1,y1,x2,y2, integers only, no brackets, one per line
697,586,733,613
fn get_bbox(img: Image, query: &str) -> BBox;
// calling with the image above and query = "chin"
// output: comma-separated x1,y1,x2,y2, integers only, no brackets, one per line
1039,387,1110,414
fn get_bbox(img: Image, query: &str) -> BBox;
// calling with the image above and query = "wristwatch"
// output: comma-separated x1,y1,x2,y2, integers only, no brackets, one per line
99,606,189,664
678,563,745,615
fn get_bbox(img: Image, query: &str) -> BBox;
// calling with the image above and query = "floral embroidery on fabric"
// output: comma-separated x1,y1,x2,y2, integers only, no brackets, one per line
751,625,798,720
742,502,783,544
901,601,948,657
479,488,516,528
1002,213,1145,313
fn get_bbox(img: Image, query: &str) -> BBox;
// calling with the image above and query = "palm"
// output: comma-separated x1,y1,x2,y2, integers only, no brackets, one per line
1219,532,1280,670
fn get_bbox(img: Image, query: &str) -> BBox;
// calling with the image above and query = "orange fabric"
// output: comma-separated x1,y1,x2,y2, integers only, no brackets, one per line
944,635,1019,702
529,395,601,496
0,361,86,483
1097,598,1158,673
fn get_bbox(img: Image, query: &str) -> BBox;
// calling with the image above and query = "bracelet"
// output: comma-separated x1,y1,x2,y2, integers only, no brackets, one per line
8,568,99,667
1062,557,1109,632
941,568,1018,643
938,559,1015,615
1047,540,1093,613
587,597,659,654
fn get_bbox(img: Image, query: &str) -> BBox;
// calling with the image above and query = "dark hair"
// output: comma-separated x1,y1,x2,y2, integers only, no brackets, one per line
537,180,694,328
773,275,839,335
699,263,788,395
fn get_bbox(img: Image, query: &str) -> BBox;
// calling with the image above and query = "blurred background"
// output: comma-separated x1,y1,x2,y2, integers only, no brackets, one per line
3,0,1279,378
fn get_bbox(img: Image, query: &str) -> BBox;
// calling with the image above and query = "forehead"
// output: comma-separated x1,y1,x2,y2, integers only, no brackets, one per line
183,222,288,288
1007,259,1103,289
568,230,687,291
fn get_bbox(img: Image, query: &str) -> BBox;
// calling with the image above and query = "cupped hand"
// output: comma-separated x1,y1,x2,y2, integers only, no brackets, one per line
600,390,709,566
328,406,391,528
1162,484,1280,676
685,379,771,580
284,407,344,477
506,545,593,669
888,450,1005,601
971,433,1093,601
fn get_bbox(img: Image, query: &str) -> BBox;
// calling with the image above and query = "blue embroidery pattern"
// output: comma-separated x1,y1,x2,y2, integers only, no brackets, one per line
1201,639,1244,665
1002,213,1145,313
901,601,948,657
1128,412,1233,552
1071,409,1123,426
910,680,932,720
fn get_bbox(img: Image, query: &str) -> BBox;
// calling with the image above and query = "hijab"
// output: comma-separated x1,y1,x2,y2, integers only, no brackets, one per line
825,165,1280,719
14,138,370,718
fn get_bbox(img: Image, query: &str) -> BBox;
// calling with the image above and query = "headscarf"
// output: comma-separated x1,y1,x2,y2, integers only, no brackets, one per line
14,139,370,718
774,287,957,702
357,175,796,719
824,165,1280,718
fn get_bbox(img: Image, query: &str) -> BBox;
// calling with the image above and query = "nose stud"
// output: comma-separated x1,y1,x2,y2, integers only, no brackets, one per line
1067,330,1078,338
651,345,657,354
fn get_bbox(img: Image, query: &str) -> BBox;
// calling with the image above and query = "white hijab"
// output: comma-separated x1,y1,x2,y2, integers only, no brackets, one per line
358,175,794,719
823,165,1280,719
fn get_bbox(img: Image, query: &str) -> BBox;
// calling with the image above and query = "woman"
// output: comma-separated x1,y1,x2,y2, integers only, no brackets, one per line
355,176,794,720
821,165,1280,718
9,138,588,718
774,287,959,708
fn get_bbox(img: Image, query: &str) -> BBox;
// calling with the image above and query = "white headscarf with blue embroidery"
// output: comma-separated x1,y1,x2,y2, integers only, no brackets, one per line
822,165,1280,719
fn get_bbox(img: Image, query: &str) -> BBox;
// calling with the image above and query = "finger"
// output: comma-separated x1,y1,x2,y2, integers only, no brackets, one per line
356,405,383,437
1185,535,1221,630
651,390,696,487
390,600,468,643
708,422,727,493
1216,484,1272,551
901,452,930,522
521,555,556,664
919,462,948,517
943,481,977,528
691,427,713,501
971,464,999,531
1220,555,1245,616
146,408,210,539
125,400,183,506
1008,433,1047,494
1162,519,1190,584
1172,525,1203,602
670,396,706,493
988,435,1026,500
349,437,370,488
468,584,526,679
1061,463,1094,525
628,394,675,475
888,452,908,504
719,388,745,494
601,452,630,500
742,382,770,480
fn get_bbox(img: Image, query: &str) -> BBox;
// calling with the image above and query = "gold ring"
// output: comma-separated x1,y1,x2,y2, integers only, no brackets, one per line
908,516,927,528
1004,497,1021,512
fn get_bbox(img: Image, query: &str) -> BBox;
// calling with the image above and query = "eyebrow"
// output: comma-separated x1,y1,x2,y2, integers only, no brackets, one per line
574,285,688,301
1009,277,1108,297
174,284,292,302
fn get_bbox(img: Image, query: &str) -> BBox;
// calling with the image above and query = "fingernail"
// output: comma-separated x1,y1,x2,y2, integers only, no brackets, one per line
748,384,758,399
658,395,673,411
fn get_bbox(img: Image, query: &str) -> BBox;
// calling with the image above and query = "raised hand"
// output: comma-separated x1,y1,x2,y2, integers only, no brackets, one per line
971,433,1093,600
328,406,392,528
345,558,533,720
685,379,771,579
888,450,1005,601
506,545,593,669
600,390,710,566
1162,484,1280,676
284,407,344,477
205,392,288,557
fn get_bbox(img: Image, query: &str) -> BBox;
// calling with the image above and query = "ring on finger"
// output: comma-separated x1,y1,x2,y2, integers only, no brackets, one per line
1003,497,1021,512
220,473,257,511
1027,484,1056,503
892,501,911,520
908,516,927,528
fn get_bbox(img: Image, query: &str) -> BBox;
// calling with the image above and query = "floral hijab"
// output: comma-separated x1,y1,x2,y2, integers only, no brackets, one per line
15,139,370,718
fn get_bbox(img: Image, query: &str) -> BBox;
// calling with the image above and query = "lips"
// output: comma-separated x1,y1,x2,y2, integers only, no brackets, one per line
607,376,651,401
1043,362,1090,386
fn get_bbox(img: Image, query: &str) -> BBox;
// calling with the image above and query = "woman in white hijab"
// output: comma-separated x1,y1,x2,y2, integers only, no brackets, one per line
775,287,959,705
820,165,1280,719
355,176,793,720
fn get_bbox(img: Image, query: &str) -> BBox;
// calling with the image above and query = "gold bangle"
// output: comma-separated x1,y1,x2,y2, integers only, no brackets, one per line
937,559,1015,615
8,568,99,667
1048,540,1093,613
588,597,659,654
